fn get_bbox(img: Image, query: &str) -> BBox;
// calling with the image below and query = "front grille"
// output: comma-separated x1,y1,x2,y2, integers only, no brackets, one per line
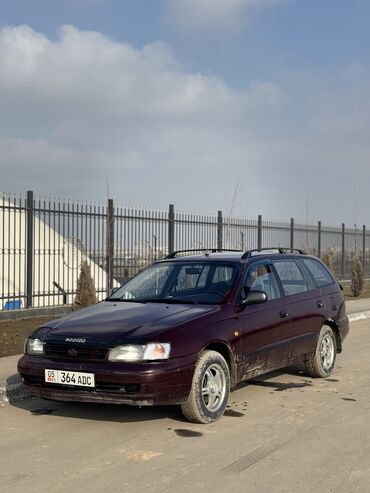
44,343,108,362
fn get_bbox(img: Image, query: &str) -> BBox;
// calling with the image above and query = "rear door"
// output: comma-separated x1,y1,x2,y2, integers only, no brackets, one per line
272,258,326,359
237,260,291,381
300,257,344,321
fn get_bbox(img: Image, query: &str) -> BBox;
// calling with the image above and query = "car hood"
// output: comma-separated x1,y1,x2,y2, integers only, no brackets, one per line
43,301,217,344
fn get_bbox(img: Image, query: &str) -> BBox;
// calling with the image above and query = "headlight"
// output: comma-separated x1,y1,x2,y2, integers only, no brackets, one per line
25,338,45,356
108,343,171,362
142,343,171,360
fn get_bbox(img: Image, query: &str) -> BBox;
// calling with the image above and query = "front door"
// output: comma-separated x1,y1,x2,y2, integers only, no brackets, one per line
237,260,291,381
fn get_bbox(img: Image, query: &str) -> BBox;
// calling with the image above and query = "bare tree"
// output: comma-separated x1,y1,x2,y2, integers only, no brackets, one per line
225,168,245,248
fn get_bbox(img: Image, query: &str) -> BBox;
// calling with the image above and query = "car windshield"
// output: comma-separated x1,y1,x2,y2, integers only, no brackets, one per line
108,261,240,305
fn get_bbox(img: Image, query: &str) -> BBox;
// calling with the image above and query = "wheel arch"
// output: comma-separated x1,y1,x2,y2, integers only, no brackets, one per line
201,341,237,390
324,319,342,353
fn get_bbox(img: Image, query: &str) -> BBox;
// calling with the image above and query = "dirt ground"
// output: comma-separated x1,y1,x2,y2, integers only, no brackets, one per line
0,317,56,358
0,319,369,493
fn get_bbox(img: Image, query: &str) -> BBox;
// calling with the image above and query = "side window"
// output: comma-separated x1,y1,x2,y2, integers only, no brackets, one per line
243,263,280,301
301,258,334,287
273,260,312,296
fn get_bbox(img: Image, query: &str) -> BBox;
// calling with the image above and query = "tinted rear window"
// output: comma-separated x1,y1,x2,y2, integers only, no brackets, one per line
273,260,313,296
301,258,334,287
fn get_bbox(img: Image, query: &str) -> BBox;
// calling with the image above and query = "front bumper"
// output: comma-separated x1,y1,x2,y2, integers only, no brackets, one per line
18,354,196,406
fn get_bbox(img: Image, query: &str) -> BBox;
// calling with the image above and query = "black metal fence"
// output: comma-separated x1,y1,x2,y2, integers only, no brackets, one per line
1,191,369,310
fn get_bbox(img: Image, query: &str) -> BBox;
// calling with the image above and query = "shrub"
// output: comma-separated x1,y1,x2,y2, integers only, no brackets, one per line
321,253,333,273
73,260,97,310
351,256,364,297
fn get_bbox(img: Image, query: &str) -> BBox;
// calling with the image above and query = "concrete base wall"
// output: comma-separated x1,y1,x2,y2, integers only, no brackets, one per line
0,306,72,321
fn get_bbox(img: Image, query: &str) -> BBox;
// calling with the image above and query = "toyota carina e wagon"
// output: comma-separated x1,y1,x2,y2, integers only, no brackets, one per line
18,247,350,423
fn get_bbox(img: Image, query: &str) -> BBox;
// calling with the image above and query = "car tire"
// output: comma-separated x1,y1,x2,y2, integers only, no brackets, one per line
181,350,230,424
305,325,337,378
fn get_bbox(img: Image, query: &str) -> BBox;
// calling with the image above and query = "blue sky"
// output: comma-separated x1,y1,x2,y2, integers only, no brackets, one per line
1,0,370,224
2,0,370,85
1,1,368,81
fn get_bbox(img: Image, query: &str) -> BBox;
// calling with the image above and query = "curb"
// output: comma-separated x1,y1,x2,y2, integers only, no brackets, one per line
0,382,31,406
348,311,370,323
0,306,72,322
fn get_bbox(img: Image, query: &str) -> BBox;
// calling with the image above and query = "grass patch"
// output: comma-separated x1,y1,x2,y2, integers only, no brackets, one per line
0,316,56,358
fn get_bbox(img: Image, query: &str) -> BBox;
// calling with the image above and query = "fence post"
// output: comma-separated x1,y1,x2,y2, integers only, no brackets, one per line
217,211,223,250
363,225,366,270
258,215,262,250
168,204,175,255
106,198,114,294
26,190,34,308
290,218,294,249
317,221,322,258
341,223,345,279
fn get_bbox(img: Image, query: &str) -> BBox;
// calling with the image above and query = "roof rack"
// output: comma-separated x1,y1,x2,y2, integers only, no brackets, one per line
241,247,306,260
166,248,242,259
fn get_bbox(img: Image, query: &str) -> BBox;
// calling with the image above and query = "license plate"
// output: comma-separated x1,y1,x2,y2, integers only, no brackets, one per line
45,369,95,388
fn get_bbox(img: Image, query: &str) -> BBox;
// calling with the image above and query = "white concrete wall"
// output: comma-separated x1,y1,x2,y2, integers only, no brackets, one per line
0,200,118,310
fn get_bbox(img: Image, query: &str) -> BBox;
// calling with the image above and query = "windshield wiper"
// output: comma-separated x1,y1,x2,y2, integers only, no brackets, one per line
142,298,199,305
105,298,147,303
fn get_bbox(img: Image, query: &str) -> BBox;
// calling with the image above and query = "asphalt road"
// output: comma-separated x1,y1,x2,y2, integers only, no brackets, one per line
1,319,369,493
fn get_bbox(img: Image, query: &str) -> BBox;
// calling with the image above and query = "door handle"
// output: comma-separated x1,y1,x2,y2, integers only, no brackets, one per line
280,310,289,318
317,301,324,308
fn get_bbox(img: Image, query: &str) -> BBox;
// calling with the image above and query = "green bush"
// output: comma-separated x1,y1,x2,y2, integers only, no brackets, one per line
351,256,364,297
321,253,334,273
73,260,97,310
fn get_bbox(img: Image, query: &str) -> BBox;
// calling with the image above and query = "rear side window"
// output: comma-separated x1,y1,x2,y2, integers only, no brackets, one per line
301,258,334,287
273,260,313,296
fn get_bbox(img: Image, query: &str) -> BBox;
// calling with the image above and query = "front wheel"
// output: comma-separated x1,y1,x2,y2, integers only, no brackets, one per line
305,325,337,378
181,350,230,424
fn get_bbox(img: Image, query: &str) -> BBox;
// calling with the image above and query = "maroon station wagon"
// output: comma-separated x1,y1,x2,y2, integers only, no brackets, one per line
18,248,350,423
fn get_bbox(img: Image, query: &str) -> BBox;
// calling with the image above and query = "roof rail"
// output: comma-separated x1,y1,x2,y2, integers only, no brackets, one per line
166,248,242,259
241,247,306,260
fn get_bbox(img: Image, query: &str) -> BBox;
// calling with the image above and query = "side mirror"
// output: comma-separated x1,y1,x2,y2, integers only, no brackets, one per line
242,290,268,307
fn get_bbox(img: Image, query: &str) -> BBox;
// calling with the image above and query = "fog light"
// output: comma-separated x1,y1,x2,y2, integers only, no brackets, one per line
125,383,140,394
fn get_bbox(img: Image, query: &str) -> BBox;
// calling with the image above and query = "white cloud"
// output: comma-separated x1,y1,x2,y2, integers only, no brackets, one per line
0,25,285,197
0,25,369,224
162,0,281,34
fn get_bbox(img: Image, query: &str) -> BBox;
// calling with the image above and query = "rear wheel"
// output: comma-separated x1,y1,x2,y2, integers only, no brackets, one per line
305,325,337,377
181,350,230,424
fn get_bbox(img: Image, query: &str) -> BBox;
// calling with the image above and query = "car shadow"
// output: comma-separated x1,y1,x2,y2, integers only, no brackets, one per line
6,373,188,424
